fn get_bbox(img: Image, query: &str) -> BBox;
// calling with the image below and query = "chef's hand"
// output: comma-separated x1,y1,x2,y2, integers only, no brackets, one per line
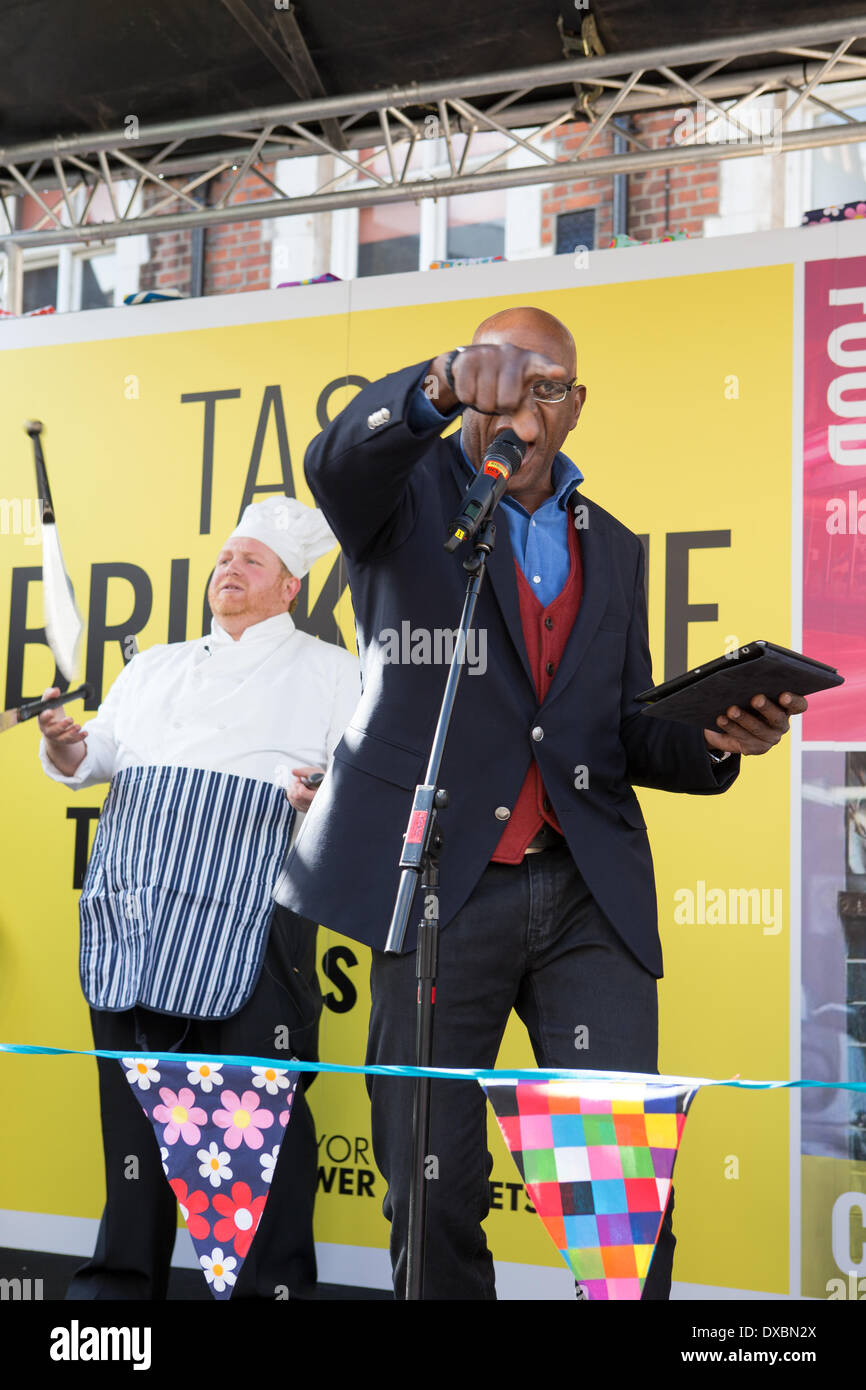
37,687,88,775
703,692,808,756
286,765,325,813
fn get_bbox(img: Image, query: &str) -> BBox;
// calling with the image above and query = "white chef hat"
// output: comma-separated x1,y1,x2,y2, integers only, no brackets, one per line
227,496,337,578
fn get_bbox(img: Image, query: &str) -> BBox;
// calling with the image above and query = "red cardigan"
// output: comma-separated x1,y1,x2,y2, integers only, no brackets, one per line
492,518,584,862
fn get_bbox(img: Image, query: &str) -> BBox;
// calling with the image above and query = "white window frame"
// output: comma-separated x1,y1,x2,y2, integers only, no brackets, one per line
7,180,148,313
706,82,866,239
329,128,547,278
798,77,866,217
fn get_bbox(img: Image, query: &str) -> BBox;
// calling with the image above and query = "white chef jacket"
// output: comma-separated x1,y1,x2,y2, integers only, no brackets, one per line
40,610,361,791
39,611,361,1018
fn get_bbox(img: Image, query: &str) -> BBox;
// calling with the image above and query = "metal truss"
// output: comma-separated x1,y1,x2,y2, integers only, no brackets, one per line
4,16,866,250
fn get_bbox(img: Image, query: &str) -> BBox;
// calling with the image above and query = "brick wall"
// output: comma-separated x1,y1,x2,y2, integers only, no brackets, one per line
138,223,193,295
139,165,274,296
140,117,721,295
541,125,616,249
628,112,720,240
203,166,272,295
540,108,720,249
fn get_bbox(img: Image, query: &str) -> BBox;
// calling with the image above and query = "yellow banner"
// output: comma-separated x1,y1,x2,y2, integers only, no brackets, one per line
0,260,794,1291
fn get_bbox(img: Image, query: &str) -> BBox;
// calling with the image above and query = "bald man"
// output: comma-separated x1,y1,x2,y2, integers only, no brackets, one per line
275,307,805,1300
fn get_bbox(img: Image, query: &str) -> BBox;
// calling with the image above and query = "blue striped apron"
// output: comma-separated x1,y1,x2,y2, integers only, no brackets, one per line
79,764,295,1019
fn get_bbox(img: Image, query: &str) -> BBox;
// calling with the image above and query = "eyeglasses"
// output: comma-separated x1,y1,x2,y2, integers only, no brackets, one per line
530,378,577,404
467,378,578,416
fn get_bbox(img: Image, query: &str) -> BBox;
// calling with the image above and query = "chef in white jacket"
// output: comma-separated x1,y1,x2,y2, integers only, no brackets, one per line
39,496,360,1301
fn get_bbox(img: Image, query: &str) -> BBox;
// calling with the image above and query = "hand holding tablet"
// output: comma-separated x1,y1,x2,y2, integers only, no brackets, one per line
635,640,842,755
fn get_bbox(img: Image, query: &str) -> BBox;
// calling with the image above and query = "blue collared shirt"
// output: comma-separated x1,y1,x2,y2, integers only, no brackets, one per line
408,384,584,607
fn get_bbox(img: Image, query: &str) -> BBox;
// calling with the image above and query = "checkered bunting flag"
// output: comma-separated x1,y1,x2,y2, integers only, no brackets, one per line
482,1077,696,1300
122,1056,300,1299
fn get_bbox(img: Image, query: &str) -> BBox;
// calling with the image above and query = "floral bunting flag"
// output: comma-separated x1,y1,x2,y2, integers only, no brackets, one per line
482,1077,696,1300
122,1056,299,1298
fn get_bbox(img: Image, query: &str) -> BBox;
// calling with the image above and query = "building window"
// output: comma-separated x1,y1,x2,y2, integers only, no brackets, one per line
446,190,505,260
2,181,146,314
78,254,117,309
18,250,119,312
22,263,59,313
555,209,596,254
357,202,421,277
811,103,866,210
334,132,516,276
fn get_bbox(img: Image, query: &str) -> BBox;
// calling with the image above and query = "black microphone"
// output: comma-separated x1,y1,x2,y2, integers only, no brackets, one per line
444,429,527,552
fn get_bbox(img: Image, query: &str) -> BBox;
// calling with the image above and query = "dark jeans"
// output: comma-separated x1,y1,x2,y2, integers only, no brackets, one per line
366,844,675,1300
67,905,322,1301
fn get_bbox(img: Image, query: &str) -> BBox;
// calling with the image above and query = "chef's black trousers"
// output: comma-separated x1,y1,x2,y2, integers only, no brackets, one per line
66,905,321,1301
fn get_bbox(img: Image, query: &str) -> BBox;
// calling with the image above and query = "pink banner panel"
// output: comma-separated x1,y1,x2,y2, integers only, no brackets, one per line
804,256,866,741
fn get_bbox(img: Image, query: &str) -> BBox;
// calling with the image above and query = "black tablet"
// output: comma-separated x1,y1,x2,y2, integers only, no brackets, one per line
635,640,844,727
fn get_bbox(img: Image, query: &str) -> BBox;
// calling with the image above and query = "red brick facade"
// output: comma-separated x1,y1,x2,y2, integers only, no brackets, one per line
138,117,720,295
139,165,275,296
138,223,193,295
541,110,720,249
202,166,272,296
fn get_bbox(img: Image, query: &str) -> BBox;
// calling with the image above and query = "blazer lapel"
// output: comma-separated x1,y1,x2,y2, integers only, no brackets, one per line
445,437,535,691
542,493,611,705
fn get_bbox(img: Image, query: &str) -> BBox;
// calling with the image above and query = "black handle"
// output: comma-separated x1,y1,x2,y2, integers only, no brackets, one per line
24,421,56,523
18,683,93,723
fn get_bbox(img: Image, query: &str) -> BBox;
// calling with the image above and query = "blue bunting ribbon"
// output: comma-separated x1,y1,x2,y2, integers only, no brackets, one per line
2,1041,865,1091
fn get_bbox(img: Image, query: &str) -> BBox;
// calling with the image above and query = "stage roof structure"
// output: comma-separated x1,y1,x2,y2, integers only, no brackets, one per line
3,4,866,250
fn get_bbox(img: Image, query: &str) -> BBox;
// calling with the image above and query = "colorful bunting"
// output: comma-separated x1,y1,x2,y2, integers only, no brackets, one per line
483,1077,696,1300
122,1056,299,1298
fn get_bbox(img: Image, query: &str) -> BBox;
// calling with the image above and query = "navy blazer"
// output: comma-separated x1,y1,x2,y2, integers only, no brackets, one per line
274,362,739,972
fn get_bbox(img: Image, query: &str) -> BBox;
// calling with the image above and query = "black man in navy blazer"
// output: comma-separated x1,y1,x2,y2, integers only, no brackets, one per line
275,306,805,1300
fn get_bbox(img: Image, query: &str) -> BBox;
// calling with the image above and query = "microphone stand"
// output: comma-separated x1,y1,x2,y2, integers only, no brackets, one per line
384,515,497,1301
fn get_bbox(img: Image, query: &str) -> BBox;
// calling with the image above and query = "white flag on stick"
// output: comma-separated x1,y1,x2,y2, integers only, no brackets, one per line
24,420,83,683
